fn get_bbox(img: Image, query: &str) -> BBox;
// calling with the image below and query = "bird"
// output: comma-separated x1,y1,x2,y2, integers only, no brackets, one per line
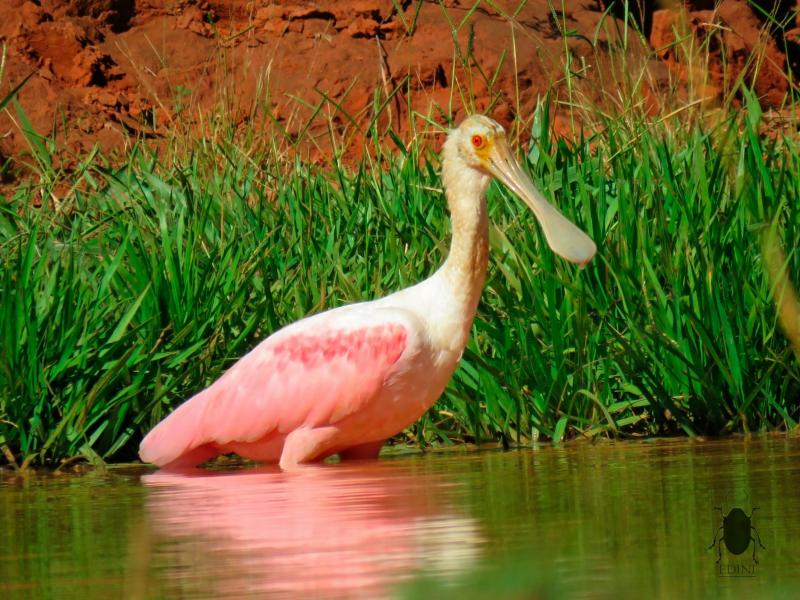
138,115,597,470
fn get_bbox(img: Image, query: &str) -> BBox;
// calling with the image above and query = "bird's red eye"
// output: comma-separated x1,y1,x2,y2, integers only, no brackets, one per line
471,134,485,149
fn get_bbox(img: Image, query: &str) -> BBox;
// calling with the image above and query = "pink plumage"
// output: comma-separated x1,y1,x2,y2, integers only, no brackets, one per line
138,115,596,470
139,312,411,469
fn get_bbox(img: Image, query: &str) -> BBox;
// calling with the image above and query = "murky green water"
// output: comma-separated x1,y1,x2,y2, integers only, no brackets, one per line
1,436,799,599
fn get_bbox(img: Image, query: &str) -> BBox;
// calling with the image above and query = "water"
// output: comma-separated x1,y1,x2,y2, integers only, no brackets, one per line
1,436,799,599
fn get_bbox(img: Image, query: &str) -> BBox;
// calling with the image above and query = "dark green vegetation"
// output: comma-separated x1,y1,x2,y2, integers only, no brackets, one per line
1,82,799,466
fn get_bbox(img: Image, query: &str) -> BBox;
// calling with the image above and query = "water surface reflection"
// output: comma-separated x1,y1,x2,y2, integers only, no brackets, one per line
3,437,799,599
142,461,482,599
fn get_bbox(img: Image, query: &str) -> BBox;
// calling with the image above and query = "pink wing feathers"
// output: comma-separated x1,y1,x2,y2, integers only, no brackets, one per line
138,307,414,467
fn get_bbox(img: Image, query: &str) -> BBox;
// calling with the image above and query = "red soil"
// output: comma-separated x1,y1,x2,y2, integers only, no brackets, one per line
0,0,797,175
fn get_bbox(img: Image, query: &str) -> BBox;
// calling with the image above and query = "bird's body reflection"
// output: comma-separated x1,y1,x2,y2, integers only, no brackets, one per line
141,461,482,599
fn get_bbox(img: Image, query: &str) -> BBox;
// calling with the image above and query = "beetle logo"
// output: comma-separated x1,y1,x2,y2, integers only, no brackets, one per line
708,506,765,565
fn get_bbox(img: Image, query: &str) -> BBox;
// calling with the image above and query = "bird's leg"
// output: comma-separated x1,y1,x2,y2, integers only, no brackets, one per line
339,440,386,461
279,426,338,470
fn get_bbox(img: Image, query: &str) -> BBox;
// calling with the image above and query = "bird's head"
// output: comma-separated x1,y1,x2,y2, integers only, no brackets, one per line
446,115,596,266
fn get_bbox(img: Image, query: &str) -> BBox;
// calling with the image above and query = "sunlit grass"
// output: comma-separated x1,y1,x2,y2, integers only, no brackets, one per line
2,1,800,467
1,84,798,468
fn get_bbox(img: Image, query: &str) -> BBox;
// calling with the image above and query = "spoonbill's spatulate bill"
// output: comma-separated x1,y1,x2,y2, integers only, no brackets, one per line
139,115,596,470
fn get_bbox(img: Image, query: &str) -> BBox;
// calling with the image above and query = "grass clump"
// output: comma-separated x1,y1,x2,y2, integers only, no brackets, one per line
1,85,799,468
3,0,800,466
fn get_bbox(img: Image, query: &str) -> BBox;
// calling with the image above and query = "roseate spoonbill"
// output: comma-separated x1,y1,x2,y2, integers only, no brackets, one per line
139,115,596,470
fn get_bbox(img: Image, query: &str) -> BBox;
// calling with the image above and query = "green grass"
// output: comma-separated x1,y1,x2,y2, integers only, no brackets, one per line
3,0,800,467
1,85,798,468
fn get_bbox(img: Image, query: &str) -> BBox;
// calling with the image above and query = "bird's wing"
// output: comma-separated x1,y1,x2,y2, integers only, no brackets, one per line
139,304,422,467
